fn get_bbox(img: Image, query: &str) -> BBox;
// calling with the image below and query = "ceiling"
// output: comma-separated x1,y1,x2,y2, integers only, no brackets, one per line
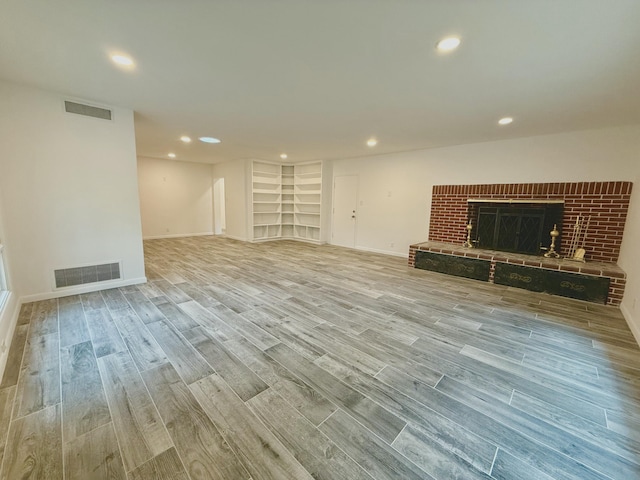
1,1,640,165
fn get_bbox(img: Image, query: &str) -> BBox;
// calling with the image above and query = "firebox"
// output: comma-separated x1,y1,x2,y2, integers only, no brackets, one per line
469,200,563,255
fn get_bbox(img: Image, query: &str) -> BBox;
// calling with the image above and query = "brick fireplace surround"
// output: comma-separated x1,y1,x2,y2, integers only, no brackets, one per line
409,181,633,305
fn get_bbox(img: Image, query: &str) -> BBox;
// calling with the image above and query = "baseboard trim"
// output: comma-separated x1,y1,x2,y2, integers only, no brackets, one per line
222,234,248,242
352,245,407,258
20,277,148,303
620,302,640,348
143,232,214,240
254,237,326,245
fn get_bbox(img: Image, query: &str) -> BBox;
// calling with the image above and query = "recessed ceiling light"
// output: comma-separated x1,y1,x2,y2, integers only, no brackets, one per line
367,138,378,147
199,137,221,144
180,136,192,143
498,117,514,125
436,37,461,53
168,153,176,158
280,153,288,160
110,54,134,67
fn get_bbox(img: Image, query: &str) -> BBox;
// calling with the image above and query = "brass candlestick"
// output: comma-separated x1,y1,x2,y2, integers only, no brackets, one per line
544,224,560,258
463,222,474,248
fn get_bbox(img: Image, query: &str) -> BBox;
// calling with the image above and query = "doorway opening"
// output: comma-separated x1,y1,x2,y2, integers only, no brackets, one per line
213,178,226,235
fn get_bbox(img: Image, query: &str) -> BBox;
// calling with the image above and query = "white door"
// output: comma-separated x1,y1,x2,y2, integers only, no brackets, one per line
332,175,358,248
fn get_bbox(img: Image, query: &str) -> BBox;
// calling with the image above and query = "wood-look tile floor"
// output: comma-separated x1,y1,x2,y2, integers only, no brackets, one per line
1,236,640,479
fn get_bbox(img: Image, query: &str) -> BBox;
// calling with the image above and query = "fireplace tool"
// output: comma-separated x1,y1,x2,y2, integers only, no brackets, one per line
572,215,591,262
565,214,590,261
463,221,474,248
544,224,560,258
565,214,580,259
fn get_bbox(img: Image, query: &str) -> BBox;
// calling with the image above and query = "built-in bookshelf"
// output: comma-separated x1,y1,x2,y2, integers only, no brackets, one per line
252,161,281,241
251,160,323,243
293,162,322,242
281,164,295,238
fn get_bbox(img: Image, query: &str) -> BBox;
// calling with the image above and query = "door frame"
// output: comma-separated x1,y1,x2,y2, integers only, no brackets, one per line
213,177,226,235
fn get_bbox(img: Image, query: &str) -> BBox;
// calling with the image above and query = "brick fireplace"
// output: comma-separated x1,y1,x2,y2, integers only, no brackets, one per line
428,182,632,262
409,181,633,305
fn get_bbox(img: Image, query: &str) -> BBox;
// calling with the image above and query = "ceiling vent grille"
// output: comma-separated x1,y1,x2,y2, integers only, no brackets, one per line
64,101,112,120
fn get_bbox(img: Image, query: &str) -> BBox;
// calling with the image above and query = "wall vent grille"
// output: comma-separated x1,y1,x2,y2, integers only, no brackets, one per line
64,101,112,120
54,263,120,288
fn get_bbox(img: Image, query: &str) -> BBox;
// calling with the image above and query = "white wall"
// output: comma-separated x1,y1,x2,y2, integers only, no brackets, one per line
332,125,640,256
0,80,146,303
212,159,249,241
138,156,214,239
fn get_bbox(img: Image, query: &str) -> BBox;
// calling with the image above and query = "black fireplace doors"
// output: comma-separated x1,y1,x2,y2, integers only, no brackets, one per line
474,203,563,255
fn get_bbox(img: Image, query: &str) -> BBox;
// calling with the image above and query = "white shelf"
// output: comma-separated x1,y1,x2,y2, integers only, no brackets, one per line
254,161,281,178
294,164,320,176
295,196,321,204
294,178,321,185
296,203,320,212
254,180,279,185
253,205,280,213
295,172,320,178
253,189,281,194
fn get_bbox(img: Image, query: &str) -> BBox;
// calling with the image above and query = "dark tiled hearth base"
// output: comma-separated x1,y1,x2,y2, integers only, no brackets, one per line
414,251,491,281
493,263,610,304
409,241,626,306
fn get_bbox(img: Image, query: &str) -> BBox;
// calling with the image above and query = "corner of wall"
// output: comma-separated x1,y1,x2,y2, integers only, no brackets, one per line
621,303,640,347
0,292,22,382
618,172,640,347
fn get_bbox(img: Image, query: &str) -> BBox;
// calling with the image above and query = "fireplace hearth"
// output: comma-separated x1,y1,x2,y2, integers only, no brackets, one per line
408,241,622,305
413,181,633,305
